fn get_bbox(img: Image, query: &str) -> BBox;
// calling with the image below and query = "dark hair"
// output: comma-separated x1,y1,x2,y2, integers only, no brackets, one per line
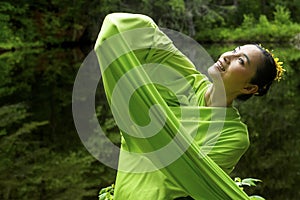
236,44,277,101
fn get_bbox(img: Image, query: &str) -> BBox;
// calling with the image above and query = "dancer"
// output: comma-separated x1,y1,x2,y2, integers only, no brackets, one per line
95,13,284,200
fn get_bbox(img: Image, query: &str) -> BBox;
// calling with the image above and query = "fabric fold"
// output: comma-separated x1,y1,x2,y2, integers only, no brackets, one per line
94,13,250,200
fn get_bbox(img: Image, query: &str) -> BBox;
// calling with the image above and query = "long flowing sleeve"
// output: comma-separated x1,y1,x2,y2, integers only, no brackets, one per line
94,13,250,200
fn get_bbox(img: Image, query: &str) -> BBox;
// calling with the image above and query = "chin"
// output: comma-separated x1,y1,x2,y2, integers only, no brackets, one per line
208,64,223,82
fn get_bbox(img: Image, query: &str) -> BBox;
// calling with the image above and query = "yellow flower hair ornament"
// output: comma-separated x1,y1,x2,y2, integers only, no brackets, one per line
259,44,286,82
273,57,285,82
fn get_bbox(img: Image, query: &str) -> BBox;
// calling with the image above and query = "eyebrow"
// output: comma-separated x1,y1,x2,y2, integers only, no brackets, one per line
243,53,250,64
239,46,251,64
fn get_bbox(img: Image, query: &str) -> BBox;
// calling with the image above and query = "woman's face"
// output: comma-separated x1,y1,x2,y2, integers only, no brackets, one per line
208,44,263,96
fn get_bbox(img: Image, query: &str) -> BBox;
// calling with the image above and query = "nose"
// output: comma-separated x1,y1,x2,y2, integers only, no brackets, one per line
222,52,235,65
223,56,229,64
222,54,231,65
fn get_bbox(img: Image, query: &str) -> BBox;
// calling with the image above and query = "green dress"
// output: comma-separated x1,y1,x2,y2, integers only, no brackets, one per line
95,13,251,200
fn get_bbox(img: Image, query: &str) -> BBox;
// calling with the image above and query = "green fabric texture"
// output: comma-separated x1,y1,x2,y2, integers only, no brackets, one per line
94,13,251,200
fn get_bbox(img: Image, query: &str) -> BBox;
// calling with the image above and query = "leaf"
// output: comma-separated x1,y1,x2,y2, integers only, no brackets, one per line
99,184,114,200
250,195,266,200
242,178,262,187
98,193,107,200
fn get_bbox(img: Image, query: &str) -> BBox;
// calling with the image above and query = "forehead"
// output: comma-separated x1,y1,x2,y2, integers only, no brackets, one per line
240,44,262,56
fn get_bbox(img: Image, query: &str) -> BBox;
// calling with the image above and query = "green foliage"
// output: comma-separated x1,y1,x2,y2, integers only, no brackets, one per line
258,15,270,27
241,14,256,29
0,2,18,49
99,184,114,200
196,6,300,42
0,104,28,133
273,5,291,25
1,0,300,47
168,0,185,15
0,48,118,199
236,0,262,19
196,9,226,30
234,177,265,199
235,177,262,188
0,144,106,200
0,103,48,199
0,2,42,49
249,196,266,200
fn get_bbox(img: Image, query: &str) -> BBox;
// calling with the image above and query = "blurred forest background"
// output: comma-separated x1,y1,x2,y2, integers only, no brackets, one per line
0,0,299,199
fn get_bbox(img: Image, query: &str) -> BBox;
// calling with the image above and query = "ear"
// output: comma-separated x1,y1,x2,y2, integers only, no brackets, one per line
240,84,259,95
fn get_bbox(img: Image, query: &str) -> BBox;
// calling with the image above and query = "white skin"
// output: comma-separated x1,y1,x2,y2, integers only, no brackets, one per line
205,44,264,107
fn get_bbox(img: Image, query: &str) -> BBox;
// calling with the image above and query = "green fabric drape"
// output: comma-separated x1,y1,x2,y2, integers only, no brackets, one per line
94,13,251,200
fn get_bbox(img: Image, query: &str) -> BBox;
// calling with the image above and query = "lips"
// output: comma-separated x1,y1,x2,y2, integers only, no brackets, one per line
215,60,225,72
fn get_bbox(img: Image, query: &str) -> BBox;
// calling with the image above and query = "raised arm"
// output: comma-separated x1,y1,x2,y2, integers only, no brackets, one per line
94,13,251,200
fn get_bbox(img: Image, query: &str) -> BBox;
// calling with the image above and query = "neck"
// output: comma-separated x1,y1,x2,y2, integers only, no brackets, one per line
205,84,235,107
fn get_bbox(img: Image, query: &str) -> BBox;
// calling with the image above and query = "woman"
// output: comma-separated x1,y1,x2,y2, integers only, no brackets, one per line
95,13,284,200
206,43,281,106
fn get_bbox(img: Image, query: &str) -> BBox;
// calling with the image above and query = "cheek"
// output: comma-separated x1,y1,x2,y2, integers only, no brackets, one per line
224,67,253,84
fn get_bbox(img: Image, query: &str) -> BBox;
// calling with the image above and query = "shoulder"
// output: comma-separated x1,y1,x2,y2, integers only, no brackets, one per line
223,108,250,149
